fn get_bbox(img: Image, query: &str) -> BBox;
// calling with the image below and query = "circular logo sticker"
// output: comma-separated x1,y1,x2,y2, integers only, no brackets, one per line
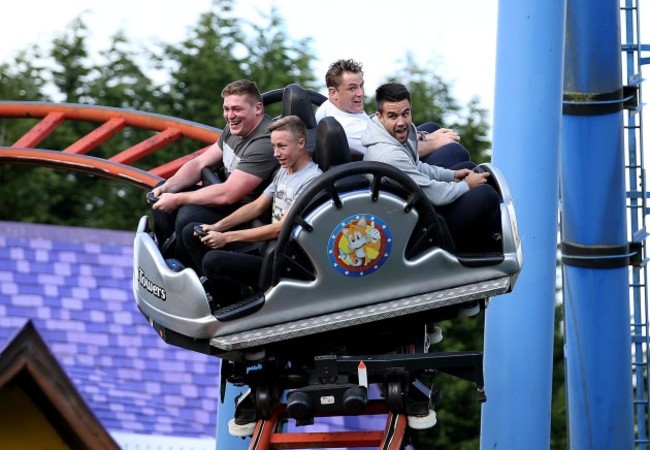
328,213,392,277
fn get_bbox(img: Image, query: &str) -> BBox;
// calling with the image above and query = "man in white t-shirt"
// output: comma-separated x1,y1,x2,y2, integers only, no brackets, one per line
315,59,470,168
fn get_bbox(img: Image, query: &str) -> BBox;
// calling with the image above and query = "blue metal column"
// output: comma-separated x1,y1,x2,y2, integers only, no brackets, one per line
561,0,634,447
481,1,566,449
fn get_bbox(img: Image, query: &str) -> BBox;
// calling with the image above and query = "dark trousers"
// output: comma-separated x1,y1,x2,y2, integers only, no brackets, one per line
421,151,500,253
183,226,262,303
437,183,502,253
152,203,238,266
417,122,471,169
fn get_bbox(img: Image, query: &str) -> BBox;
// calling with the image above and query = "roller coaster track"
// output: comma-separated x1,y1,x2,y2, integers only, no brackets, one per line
0,101,221,189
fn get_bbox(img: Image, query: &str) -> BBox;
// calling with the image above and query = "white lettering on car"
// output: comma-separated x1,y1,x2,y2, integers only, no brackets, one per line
138,267,167,301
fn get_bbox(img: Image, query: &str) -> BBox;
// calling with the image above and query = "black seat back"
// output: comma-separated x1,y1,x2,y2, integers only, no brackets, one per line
313,116,351,171
282,83,318,128
282,83,318,152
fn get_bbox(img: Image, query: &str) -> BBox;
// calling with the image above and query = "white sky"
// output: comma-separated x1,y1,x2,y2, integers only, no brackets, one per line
3,0,649,148
0,0,498,113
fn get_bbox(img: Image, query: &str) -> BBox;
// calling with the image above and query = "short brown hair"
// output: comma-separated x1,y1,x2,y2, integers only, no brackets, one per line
324,59,364,89
268,115,307,142
221,79,263,104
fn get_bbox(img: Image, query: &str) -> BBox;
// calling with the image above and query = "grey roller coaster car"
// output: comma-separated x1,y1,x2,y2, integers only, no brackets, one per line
132,159,522,362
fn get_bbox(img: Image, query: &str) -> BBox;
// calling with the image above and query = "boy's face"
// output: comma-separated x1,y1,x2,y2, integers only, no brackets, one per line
271,129,305,170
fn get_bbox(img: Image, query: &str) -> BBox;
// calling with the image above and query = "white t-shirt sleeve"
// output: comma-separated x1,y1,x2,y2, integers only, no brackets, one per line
315,101,371,154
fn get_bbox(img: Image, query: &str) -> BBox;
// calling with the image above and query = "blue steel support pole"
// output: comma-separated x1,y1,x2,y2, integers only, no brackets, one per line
561,0,634,447
481,1,566,449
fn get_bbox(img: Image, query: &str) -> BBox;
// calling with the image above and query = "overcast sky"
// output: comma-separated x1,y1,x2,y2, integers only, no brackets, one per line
3,0,650,143
0,0,498,112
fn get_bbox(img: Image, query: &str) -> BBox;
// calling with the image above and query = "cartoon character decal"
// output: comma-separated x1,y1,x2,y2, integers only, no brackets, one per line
328,213,392,277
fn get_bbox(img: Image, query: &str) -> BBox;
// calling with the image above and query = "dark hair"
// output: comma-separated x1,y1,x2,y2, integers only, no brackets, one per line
375,83,411,112
221,79,263,104
268,115,307,142
324,59,364,88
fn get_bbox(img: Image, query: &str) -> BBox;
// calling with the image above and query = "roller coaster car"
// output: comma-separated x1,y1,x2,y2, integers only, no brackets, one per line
132,84,522,431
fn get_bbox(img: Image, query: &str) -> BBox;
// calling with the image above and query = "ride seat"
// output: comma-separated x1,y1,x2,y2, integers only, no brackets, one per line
282,84,318,129
282,83,318,152
312,116,351,171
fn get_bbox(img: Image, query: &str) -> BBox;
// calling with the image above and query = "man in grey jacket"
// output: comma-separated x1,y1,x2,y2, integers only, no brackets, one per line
361,82,502,253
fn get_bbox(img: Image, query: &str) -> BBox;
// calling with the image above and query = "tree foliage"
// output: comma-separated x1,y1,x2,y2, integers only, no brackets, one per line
0,0,323,230
156,0,246,126
385,54,492,163
409,314,486,449
50,17,92,104
410,303,567,449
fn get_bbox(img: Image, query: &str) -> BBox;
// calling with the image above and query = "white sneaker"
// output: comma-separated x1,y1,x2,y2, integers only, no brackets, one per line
228,418,256,437
407,409,437,430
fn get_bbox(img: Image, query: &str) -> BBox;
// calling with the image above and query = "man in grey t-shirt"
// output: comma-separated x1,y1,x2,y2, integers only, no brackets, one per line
150,79,278,266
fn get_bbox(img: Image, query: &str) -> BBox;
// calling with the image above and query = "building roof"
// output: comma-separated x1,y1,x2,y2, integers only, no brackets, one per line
0,320,119,449
0,221,221,440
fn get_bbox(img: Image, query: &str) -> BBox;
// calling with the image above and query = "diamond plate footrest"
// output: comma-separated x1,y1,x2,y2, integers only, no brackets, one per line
211,277,511,351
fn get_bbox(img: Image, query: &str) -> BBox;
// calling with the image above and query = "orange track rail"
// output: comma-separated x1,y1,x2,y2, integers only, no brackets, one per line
0,101,222,189
248,401,407,450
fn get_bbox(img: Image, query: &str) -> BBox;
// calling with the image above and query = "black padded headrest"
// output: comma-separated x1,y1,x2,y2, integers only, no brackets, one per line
313,116,351,171
282,84,318,129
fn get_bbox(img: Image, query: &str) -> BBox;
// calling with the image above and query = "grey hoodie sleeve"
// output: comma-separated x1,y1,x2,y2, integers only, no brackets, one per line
416,158,456,182
374,149,468,205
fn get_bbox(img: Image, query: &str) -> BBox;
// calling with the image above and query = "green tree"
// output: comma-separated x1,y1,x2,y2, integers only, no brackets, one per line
50,16,92,103
410,314,485,449
244,5,317,93
0,46,63,229
551,302,568,449
80,31,162,230
410,302,567,449
389,54,460,125
0,16,156,230
0,48,48,102
155,0,246,127
87,31,158,111
454,97,492,163
0,47,49,150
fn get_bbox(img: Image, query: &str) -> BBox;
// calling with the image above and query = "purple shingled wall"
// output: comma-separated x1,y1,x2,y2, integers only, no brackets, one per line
0,221,221,439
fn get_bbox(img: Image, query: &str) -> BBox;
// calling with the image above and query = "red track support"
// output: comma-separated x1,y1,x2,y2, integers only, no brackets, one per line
247,401,408,450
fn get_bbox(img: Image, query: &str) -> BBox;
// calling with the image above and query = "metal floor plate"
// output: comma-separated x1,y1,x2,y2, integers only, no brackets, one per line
210,277,511,350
